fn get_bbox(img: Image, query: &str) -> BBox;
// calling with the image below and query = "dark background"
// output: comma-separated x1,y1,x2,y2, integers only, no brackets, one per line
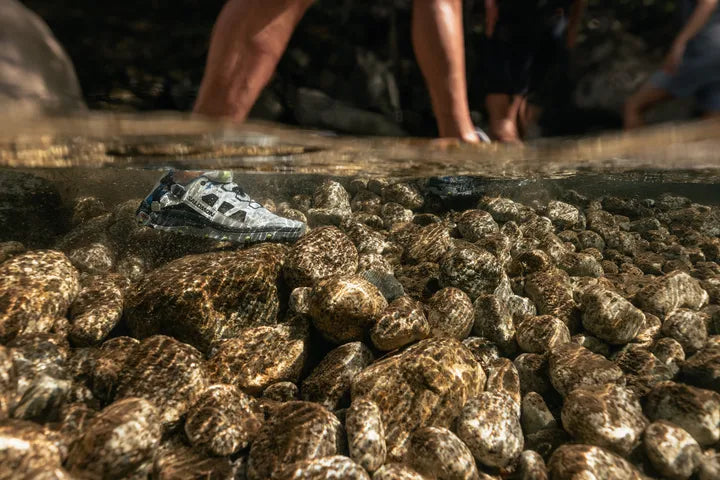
24,0,681,137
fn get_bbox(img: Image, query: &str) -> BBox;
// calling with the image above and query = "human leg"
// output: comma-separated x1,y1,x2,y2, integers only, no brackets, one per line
486,93,523,143
412,0,478,142
193,0,314,121
624,83,673,130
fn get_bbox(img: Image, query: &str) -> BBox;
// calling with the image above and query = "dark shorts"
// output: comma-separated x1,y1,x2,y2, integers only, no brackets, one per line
649,54,720,112
483,22,567,97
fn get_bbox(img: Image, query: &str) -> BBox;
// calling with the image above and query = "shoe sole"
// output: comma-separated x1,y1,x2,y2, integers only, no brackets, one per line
147,221,306,244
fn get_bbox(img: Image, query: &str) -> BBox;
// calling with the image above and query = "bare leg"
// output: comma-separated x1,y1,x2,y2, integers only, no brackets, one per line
624,84,672,130
516,97,541,139
486,93,523,143
412,0,478,143
193,0,313,121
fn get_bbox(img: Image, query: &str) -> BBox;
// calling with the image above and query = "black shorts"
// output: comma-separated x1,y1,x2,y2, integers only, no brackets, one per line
483,23,567,97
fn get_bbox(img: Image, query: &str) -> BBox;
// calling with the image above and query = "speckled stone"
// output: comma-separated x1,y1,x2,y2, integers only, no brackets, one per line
302,342,374,410
571,333,611,357
371,296,429,351
0,345,15,420
263,381,299,402
67,274,125,347
70,196,107,226
439,244,506,301
307,180,352,226
547,200,582,230
343,221,388,255
698,449,720,480
472,294,516,353
516,315,570,354
580,286,645,345
185,384,263,456
517,450,549,480
372,463,425,480
284,226,358,289
635,271,709,318
275,455,370,480
66,397,161,478
462,337,500,371
479,196,533,223
644,420,701,480
486,358,522,411
455,391,523,468
207,321,308,395
547,444,645,480
91,336,139,403
0,420,64,474
309,275,387,344
395,262,440,300
561,384,647,455
381,203,414,228
661,308,708,353
521,392,557,434
351,190,383,215
0,241,26,264
58,402,96,449
403,223,453,265
548,343,623,397
125,243,286,354
0,250,80,343
351,338,484,460
425,288,474,340
509,249,552,277
247,401,345,480
558,252,603,278
408,426,480,480
346,398,386,473
524,269,576,325
67,242,115,275
456,210,499,242
115,335,207,428
358,254,394,275
645,381,720,446
515,353,550,395
152,439,240,480
681,340,720,392
116,255,147,283
382,183,424,210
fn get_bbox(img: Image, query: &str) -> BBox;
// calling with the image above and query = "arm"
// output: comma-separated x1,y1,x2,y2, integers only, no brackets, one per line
665,0,719,72
566,0,585,49
485,0,498,37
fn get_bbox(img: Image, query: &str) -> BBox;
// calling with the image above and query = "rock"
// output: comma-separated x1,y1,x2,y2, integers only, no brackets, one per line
462,337,500,371
479,197,532,223
407,426,480,480
284,226,358,289
276,455,370,480
351,190,383,215
455,391,523,468
115,335,207,428
344,221,388,255
524,269,576,326
547,200,582,230
516,450,549,480
67,243,115,275
360,270,405,302
425,288,474,340
472,294,516,353
456,210,499,242
382,183,424,210
302,342,374,410
372,463,425,480
486,358,522,411
559,252,603,278
351,338,484,460
698,449,720,480
263,381,299,402
644,420,701,480
439,245,506,301
561,384,647,455
309,275,387,344
516,315,571,354
0,241,25,264
0,250,79,343
152,440,240,480
571,333,611,357
521,392,557,435
0,419,64,474
396,262,440,300
346,398,386,473
547,444,645,480
0,345,15,419
68,274,126,346
681,341,720,392
645,381,720,446
91,336,139,403
381,203,414,228
580,286,645,344
548,343,623,397
125,243,286,354
661,309,708,353
371,296,429,351
247,401,345,480
515,353,551,395
403,223,453,265
185,384,263,456
634,271,709,318
577,230,606,251
66,397,161,479
207,322,308,395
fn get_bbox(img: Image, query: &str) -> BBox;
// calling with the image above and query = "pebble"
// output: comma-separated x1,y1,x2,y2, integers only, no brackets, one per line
548,342,623,397
472,294,516,353
284,226,358,288
425,287,474,340
521,392,557,434
634,270,709,318
644,420,701,480
547,444,645,480
516,315,571,354
68,274,126,346
346,398,386,473
407,426,480,480
371,296,429,351
661,308,708,353
456,209,499,241
263,381,299,402
439,244,506,301
276,455,370,480
372,463,425,480
580,286,645,344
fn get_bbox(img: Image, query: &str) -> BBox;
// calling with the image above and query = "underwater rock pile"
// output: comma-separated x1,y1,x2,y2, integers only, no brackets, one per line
1,177,720,479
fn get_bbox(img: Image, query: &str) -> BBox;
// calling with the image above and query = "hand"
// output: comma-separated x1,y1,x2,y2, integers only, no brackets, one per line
663,41,686,74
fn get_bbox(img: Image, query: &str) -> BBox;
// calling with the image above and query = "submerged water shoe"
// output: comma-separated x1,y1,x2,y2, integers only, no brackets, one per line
136,171,306,244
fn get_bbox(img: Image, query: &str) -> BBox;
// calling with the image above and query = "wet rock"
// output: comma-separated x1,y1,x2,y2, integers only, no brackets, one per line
509,250,552,277
152,440,240,480
207,322,308,395
307,180,352,226
439,245,505,301
0,241,25,264
351,338,484,460
547,444,645,479
185,384,263,456
516,450,549,480
263,382,299,402
455,391,523,468
284,226,358,289
524,269,576,325
344,221,388,255
372,463,425,480
360,270,405,302
479,197,533,223
116,255,146,283
125,243,286,354
351,190,383,215
634,271,709,318
382,203,414,228
571,333,611,357
472,294,516,353
548,343,623,397
645,381,720,446
486,358,522,410
661,308,708,353
115,335,207,428
0,345,15,419
247,401,345,480
698,449,720,480
69,197,106,227
644,420,701,480
634,312,662,346
547,200,582,230
91,336,139,403
408,426,480,480
11,373,71,422
681,340,720,392
580,286,645,344
577,230,606,251
67,242,114,275
403,223,453,265
561,384,647,454
0,250,79,343
521,392,557,434
276,455,370,480
0,419,63,474
371,296,429,351
456,209,499,241
66,397,161,478
396,262,440,300
346,398,386,473
382,183,424,210
515,353,551,395
516,315,570,354
359,254,394,275
558,252,603,277
308,275,387,344
302,342,374,410
425,288,474,340
462,337,500,371
68,274,125,346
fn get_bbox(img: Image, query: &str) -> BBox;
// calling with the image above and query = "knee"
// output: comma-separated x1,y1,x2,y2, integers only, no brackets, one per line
490,119,520,143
